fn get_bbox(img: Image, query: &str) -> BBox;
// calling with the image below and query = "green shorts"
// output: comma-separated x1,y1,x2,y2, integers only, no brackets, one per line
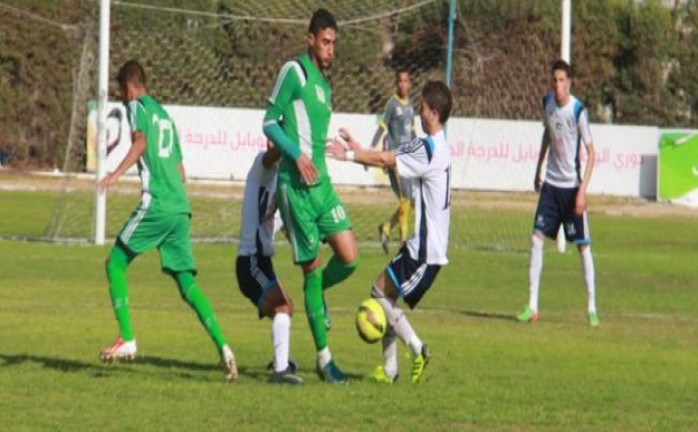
117,210,196,273
277,178,352,264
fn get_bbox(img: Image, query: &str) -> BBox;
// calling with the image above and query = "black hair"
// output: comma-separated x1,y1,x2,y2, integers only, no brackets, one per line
116,59,146,86
308,8,337,35
551,59,572,78
395,67,410,81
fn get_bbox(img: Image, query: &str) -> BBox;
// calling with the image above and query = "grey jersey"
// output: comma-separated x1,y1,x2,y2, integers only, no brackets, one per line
381,95,416,150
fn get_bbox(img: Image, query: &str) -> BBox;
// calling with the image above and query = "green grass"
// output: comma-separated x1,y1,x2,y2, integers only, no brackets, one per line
0,189,697,431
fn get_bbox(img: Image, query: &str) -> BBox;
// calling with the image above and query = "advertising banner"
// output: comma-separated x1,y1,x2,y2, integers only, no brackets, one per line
657,130,698,205
87,103,658,197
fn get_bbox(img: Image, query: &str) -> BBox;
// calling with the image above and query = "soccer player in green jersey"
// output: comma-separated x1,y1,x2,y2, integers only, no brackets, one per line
370,68,417,254
98,60,238,383
262,9,359,383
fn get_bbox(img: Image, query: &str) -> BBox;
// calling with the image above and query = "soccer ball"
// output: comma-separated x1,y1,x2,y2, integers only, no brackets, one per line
355,298,387,344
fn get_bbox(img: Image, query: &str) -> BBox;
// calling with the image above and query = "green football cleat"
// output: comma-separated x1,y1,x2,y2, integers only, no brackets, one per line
517,306,539,323
368,365,397,384
588,312,600,328
411,345,431,384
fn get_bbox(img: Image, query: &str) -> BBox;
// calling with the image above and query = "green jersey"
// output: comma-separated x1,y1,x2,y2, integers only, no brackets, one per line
264,53,333,186
126,95,190,215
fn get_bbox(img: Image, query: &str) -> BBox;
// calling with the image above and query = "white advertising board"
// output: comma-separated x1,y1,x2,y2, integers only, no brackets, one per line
88,104,658,197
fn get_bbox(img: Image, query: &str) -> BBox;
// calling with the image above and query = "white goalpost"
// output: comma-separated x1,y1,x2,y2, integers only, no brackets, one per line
94,0,111,246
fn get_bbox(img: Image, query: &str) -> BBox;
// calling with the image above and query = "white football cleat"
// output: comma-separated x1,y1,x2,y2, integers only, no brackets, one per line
99,337,137,362
221,345,238,383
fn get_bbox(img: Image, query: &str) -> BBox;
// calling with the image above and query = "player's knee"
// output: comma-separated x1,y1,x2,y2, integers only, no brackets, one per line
531,232,544,248
302,257,321,273
261,287,294,318
105,246,130,279
338,241,359,264
273,301,293,317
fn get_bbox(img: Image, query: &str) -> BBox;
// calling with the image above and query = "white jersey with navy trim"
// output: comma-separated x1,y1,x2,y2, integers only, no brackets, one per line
238,151,278,257
395,129,451,265
542,91,593,188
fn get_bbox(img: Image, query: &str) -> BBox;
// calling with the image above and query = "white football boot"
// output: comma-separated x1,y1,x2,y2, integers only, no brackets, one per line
99,337,137,362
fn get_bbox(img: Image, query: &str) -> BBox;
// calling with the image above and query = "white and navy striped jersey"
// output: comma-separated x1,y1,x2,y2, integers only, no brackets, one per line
542,91,593,188
395,129,451,265
237,151,278,257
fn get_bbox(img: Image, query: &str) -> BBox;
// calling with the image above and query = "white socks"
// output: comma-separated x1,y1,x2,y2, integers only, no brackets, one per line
382,327,398,379
580,247,597,313
271,312,290,373
528,234,544,312
372,286,423,358
317,347,332,369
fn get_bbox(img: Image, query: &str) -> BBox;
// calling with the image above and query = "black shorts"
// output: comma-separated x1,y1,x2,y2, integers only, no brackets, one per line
533,182,591,245
236,254,278,316
386,245,441,309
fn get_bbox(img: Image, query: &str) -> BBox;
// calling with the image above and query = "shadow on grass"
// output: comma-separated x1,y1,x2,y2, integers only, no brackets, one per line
0,353,370,383
456,309,518,322
0,353,262,382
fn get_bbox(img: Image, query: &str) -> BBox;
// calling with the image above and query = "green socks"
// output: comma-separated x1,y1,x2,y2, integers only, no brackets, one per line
106,244,135,341
322,255,359,291
174,271,228,352
304,267,327,350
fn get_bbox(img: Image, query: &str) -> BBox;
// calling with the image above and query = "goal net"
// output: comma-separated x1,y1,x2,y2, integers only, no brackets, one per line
6,0,563,252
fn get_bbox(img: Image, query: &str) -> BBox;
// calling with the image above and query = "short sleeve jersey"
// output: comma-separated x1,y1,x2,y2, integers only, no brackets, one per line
395,129,451,265
126,95,190,214
381,95,416,151
238,151,279,257
541,91,593,188
266,53,332,186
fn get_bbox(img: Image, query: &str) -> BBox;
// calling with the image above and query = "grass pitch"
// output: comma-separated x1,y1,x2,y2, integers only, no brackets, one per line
0,186,696,431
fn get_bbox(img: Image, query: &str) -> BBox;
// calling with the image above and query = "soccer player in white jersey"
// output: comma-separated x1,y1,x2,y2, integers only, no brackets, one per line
517,59,599,327
328,81,453,383
236,145,303,384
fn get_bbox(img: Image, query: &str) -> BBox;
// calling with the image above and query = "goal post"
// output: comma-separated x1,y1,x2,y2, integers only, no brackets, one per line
94,0,111,245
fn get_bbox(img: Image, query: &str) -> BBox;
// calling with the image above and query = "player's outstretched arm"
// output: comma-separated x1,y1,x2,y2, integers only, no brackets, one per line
99,131,146,191
327,128,396,169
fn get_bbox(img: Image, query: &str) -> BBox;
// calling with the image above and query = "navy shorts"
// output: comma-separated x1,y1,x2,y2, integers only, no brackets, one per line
236,254,278,317
386,245,441,309
533,182,591,245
